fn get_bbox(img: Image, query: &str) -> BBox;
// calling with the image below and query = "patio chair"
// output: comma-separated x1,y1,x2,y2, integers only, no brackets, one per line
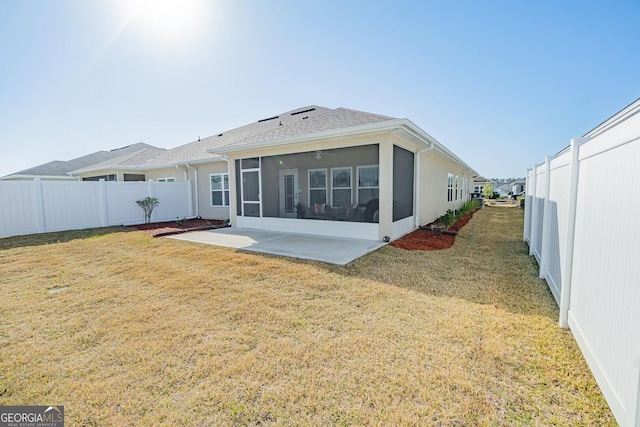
308,203,326,219
363,198,379,223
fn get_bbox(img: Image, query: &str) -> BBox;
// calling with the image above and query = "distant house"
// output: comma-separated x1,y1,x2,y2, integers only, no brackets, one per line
3,106,478,241
511,180,526,195
472,176,493,196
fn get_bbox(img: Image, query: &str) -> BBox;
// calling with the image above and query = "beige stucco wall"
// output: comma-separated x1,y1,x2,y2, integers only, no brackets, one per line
417,150,474,226
190,161,230,220
145,167,186,182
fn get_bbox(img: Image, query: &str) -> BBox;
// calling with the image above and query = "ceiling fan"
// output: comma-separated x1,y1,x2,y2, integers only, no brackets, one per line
313,150,336,160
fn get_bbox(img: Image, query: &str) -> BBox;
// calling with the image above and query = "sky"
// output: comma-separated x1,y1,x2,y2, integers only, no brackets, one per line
1,0,639,179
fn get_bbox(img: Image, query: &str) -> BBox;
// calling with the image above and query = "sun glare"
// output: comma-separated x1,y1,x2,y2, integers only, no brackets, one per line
121,0,209,47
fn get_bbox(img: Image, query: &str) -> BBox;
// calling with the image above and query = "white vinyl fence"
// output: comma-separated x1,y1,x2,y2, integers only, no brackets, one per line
524,100,640,427
0,179,193,238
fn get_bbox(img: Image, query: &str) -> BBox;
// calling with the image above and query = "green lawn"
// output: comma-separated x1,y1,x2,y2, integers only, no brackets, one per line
0,207,614,425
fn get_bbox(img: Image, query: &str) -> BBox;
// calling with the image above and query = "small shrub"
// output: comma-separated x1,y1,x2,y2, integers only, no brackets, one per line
136,197,159,224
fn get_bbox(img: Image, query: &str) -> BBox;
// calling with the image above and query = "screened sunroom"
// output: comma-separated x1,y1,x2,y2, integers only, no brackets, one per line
230,143,416,241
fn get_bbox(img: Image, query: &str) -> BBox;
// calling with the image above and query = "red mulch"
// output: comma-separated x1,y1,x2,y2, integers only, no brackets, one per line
133,218,227,237
390,210,477,251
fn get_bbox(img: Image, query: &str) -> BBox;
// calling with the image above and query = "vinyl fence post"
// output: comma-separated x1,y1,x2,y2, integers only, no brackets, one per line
523,168,532,242
148,179,156,222
635,366,640,427
99,179,108,226
528,163,541,256
558,137,589,328
186,180,193,218
539,155,555,279
33,177,46,233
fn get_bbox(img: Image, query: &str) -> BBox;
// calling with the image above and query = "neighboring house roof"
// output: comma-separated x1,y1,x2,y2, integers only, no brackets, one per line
473,176,492,184
70,144,167,175
2,142,164,179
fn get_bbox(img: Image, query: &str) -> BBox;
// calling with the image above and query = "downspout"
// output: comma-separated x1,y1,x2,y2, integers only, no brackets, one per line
414,142,436,227
185,163,199,218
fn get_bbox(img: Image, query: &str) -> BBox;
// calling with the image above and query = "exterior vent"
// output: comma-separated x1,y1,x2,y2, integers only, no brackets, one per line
258,115,279,123
291,108,315,116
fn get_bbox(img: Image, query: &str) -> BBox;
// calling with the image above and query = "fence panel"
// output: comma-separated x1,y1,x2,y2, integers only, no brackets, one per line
41,181,104,233
150,181,192,222
0,181,40,237
0,179,192,238
529,164,546,263
526,102,640,426
105,182,155,226
540,153,571,304
568,134,640,426
523,168,534,243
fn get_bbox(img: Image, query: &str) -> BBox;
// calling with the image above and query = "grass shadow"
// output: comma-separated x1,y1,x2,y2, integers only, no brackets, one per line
0,226,134,251
319,207,559,320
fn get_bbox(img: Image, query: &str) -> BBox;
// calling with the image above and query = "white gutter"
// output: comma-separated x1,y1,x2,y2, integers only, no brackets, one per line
414,142,436,227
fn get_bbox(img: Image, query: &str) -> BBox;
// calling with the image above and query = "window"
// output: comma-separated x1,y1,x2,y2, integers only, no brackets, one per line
331,167,352,207
211,173,230,206
308,169,327,205
358,165,379,206
83,174,116,182
447,173,454,202
455,176,459,201
124,173,146,181
158,177,175,183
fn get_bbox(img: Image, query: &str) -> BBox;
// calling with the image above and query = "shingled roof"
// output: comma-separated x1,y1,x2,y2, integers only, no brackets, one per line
3,143,165,178
4,106,400,178
143,106,396,167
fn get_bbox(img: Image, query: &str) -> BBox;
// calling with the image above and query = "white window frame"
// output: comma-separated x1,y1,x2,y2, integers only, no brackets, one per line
210,173,230,207
158,177,176,183
331,167,352,207
308,168,327,207
455,175,459,201
357,165,379,206
447,173,454,202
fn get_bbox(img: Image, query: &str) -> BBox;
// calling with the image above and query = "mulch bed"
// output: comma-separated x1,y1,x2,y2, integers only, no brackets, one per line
390,210,477,251
133,218,228,237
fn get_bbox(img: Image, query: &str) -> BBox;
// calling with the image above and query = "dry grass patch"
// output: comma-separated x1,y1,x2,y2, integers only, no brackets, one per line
0,209,614,425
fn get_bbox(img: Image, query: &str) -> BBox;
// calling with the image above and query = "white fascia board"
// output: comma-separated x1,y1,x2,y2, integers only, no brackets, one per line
68,155,226,175
0,174,79,181
140,156,225,170
68,164,147,175
208,119,432,155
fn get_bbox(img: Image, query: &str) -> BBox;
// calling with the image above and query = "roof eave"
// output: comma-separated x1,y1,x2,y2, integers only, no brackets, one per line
0,174,80,181
208,118,478,175
208,119,428,154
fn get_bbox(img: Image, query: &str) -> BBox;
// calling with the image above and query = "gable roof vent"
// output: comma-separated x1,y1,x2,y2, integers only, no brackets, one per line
291,108,315,116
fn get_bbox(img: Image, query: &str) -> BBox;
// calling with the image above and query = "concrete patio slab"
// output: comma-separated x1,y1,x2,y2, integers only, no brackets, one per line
166,228,387,265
